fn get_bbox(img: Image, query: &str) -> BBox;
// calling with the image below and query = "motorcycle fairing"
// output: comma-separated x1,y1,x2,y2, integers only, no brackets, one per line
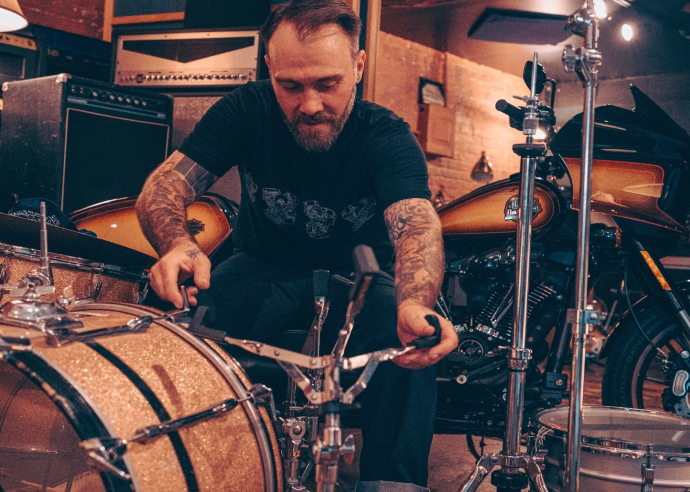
551,85,690,234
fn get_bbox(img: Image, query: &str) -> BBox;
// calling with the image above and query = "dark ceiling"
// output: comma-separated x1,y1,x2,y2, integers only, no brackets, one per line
380,0,690,82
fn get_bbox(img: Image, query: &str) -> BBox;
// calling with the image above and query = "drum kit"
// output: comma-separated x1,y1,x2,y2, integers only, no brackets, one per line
2,2,690,490
0,201,444,492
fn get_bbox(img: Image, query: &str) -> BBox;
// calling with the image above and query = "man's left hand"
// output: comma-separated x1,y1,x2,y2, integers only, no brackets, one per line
395,301,458,369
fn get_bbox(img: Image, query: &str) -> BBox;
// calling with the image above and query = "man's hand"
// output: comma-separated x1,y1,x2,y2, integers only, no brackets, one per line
394,301,458,369
149,239,211,308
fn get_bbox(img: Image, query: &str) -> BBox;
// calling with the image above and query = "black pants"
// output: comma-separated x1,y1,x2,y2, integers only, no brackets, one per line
197,252,437,486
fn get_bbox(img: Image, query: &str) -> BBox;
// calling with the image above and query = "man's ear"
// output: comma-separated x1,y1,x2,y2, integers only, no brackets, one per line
264,54,271,73
354,50,366,83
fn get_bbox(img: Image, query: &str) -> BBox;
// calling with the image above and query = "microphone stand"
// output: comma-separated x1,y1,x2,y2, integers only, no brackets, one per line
562,2,602,490
457,52,548,492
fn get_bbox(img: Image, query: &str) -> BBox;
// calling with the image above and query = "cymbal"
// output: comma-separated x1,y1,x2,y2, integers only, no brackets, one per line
0,212,156,269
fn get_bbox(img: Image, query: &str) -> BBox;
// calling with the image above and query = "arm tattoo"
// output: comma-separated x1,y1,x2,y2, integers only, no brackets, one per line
384,198,444,309
173,155,218,200
135,151,213,256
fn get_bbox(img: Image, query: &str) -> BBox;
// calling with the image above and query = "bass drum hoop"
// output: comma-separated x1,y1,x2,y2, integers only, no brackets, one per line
4,345,140,491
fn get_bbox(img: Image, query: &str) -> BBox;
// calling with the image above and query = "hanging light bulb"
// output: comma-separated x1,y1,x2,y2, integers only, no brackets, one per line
622,23,634,41
471,151,494,183
0,0,27,32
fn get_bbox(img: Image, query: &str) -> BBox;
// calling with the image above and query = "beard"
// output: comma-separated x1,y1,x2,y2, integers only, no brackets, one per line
283,85,356,153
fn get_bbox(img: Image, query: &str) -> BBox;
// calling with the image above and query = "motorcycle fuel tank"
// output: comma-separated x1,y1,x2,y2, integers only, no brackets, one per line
438,179,565,239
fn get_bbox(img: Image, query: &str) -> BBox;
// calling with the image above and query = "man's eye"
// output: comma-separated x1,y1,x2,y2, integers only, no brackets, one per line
317,84,336,92
282,85,301,92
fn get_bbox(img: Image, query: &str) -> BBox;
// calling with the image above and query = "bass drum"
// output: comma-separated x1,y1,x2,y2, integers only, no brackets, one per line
535,406,690,491
0,303,282,492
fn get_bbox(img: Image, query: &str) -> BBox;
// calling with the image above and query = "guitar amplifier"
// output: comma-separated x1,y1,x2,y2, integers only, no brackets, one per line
114,30,261,90
0,74,172,214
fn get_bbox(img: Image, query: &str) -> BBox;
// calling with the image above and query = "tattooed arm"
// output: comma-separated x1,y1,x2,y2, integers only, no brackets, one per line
135,150,218,308
383,198,458,368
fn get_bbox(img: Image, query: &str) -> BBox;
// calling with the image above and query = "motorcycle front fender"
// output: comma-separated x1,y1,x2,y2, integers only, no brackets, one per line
599,279,690,359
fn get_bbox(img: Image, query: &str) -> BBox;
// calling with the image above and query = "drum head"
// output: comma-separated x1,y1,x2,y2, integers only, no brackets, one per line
538,406,690,453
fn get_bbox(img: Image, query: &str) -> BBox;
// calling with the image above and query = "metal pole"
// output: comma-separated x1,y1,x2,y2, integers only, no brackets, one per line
563,1,602,490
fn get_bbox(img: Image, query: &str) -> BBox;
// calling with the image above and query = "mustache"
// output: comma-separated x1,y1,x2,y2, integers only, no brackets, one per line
294,111,337,125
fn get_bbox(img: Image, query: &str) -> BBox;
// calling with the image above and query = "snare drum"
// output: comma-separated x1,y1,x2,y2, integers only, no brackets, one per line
0,242,148,304
535,406,690,491
0,303,282,492
69,194,237,259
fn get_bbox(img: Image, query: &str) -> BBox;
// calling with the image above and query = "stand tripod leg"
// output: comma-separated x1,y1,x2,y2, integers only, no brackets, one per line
457,454,497,492
525,458,548,492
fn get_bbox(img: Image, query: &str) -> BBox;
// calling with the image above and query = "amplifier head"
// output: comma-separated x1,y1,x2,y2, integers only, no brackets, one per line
114,30,260,89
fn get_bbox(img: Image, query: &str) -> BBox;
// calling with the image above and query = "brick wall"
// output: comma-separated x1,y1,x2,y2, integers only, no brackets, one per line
374,32,527,202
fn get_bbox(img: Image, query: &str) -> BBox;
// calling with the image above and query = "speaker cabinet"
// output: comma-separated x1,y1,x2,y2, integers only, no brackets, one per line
0,74,172,214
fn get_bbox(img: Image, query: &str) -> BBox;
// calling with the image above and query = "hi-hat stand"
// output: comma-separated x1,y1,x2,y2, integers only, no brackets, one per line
561,1,603,491
458,53,548,492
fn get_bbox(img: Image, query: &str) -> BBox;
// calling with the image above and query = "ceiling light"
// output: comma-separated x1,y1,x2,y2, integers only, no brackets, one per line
0,0,28,32
622,23,633,41
593,0,608,19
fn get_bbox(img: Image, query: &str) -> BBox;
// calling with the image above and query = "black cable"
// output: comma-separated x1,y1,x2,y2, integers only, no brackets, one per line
622,262,666,358
465,434,482,461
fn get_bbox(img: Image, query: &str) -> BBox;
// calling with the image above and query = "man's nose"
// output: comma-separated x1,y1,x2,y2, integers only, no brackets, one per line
299,89,324,116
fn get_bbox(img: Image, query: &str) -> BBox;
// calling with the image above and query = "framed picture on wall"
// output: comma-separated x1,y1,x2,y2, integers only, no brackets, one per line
418,77,445,106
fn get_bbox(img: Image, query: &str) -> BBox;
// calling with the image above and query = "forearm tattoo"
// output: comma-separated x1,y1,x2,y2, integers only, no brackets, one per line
135,152,213,256
384,198,445,309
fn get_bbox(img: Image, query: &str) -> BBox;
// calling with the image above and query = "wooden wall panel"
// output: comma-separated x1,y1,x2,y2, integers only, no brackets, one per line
21,0,104,39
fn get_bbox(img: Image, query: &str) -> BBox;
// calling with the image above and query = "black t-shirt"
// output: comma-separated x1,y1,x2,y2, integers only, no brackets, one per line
180,80,430,271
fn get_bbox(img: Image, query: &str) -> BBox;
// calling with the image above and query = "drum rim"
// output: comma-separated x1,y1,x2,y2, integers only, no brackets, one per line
71,302,280,492
0,242,149,281
537,405,690,456
3,348,138,491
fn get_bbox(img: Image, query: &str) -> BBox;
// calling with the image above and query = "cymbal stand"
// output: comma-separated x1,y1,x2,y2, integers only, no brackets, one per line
561,2,603,490
458,53,548,492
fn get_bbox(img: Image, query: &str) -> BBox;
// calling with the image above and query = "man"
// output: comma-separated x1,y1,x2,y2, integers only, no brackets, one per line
135,0,457,489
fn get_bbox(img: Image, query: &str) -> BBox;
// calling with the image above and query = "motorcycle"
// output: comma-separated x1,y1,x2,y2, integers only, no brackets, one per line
433,60,690,439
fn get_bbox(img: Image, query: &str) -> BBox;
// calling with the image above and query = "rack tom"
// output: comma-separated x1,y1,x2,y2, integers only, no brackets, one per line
535,406,690,491
0,242,148,304
0,303,282,492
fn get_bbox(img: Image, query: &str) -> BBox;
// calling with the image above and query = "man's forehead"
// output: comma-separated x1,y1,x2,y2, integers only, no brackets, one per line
268,22,350,55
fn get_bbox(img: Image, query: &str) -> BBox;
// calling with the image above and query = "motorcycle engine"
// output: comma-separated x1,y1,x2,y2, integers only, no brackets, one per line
441,241,569,387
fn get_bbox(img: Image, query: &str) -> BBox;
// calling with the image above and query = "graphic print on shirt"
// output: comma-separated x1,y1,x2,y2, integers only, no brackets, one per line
341,196,377,232
263,188,298,226
243,171,258,202
303,200,336,239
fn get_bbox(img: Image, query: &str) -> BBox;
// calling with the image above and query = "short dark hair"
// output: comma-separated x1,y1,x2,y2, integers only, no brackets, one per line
260,0,362,56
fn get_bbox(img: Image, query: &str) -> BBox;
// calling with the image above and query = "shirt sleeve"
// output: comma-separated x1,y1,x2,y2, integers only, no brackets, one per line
368,118,431,211
178,85,258,177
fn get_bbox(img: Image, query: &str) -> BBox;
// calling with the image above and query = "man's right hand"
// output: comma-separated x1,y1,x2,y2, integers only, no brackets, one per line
149,239,211,308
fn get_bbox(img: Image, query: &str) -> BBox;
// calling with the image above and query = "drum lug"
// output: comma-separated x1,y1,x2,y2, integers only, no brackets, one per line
0,261,9,284
249,383,278,422
81,437,131,480
136,282,149,304
641,461,655,492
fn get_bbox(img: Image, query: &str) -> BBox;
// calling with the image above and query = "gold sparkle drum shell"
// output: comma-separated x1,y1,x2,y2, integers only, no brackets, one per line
0,303,282,492
535,406,690,492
